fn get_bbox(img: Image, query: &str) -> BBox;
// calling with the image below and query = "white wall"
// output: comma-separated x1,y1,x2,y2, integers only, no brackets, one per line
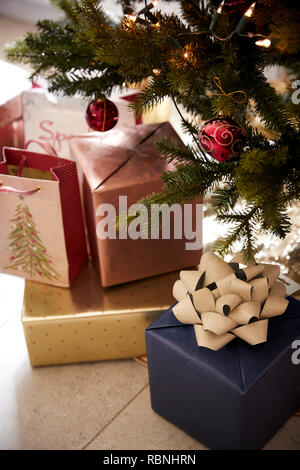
0,0,123,23
0,0,60,23
0,0,179,23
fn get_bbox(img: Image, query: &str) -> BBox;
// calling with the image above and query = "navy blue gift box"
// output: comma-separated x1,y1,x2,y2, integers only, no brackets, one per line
145,296,300,450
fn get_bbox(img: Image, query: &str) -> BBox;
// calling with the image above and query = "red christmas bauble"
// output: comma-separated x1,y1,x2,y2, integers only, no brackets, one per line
198,116,246,162
85,98,119,132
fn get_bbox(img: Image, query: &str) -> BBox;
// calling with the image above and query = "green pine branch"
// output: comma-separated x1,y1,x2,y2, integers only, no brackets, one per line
5,0,300,259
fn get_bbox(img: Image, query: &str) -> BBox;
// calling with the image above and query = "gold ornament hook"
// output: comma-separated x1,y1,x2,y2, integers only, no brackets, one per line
207,77,248,104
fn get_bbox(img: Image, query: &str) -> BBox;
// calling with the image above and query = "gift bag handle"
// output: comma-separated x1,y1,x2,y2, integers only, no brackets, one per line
0,141,57,195
25,139,58,156
0,182,41,196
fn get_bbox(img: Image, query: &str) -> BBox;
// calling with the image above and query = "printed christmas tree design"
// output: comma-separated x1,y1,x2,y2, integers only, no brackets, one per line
5,202,59,280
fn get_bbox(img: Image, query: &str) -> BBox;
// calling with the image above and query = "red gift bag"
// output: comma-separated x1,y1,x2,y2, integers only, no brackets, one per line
0,142,88,286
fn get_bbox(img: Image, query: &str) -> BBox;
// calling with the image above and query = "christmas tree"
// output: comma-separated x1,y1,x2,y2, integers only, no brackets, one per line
6,0,300,260
5,202,59,280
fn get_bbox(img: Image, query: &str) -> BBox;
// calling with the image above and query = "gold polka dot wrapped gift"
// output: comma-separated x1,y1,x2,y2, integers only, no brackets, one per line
172,252,289,351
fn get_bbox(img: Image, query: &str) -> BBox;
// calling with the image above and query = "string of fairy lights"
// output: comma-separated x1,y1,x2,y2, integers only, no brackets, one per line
123,1,272,65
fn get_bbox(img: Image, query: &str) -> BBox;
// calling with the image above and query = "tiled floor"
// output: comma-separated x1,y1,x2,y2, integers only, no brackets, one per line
0,14,299,450
0,272,206,451
0,271,299,450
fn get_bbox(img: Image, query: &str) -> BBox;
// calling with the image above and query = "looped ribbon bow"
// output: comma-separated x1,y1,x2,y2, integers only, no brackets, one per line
207,77,248,104
172,252,289,351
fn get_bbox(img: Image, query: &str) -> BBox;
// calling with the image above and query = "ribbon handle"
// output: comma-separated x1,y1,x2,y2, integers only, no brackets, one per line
0,183,41,196
11,140,58,179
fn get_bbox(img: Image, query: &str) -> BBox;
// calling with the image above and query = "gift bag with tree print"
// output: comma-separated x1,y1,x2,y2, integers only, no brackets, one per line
0,142,88,286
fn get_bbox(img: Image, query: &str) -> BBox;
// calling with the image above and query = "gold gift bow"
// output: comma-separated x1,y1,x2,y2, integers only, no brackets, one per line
172,252,289,351
207,77,248,104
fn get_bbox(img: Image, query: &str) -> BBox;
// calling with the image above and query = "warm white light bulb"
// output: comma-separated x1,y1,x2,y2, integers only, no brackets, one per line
126,14,137,22
217,0,225,14
245,2,256,17
153,0,159,6
255,38,271,48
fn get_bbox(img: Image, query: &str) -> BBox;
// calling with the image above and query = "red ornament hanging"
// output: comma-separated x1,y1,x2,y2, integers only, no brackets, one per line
198,116,246,162
85,98,119,132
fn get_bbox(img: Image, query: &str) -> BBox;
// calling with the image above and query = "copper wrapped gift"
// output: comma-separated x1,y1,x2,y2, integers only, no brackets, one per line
173,252,289,351
69,123,202,287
